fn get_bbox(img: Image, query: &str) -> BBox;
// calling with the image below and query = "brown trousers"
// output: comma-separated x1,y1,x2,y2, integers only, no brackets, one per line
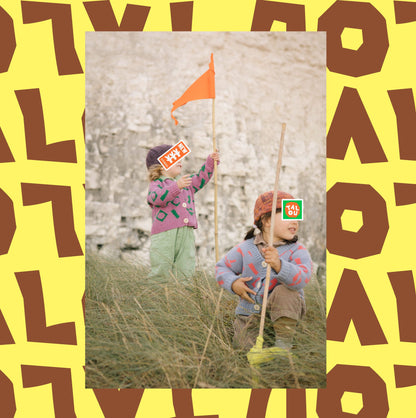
233,285,306,350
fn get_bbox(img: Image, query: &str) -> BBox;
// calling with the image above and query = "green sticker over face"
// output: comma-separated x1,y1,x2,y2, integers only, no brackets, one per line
282,199,303,221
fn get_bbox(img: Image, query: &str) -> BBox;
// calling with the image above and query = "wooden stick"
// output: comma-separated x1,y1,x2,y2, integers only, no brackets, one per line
212,98,219,262
258,123,286,340
194,98,220,388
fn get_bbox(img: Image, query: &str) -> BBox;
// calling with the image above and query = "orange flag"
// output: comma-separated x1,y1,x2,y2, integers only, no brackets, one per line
171,53,215,125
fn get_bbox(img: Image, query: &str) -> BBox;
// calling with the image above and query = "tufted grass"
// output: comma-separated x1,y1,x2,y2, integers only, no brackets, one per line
85,254,326,388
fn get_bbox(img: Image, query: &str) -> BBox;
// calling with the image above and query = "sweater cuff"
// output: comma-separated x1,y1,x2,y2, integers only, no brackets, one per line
219,273,240,295
206,155,216,171
229,277,240,295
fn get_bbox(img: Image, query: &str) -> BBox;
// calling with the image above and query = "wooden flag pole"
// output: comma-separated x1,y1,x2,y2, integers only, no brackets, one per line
194,98,220,388
258,123,286,341
212,98,219,262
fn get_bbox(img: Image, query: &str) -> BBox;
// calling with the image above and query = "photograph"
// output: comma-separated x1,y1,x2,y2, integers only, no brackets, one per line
2,0,411,415
84,31,326,389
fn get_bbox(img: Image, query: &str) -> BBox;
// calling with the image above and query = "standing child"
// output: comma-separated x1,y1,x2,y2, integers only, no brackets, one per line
146,144,220,281
216,191,312,351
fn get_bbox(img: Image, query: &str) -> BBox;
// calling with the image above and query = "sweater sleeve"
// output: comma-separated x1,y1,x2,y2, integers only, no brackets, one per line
277,244,313,291
215,245,243,294
147,179,181,208
190,155,216,193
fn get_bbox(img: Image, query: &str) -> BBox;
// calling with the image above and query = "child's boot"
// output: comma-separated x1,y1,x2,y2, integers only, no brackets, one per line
273,316,297,350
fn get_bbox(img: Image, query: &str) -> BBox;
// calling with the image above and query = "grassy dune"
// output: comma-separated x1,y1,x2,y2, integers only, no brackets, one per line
85,255,326,388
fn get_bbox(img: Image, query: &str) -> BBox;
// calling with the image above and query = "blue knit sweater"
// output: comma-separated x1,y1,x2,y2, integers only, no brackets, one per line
216,238,312,316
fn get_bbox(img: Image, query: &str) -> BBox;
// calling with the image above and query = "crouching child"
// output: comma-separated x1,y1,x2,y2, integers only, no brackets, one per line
215,191,312,351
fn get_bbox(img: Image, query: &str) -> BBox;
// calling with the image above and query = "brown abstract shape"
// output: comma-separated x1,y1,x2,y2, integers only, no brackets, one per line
170,1,193,31
393,183,416,206
246,389,271,418
327,269,388,345
0,188,16,255
394,365,416,388
388,271,416,342
15,89,77,163
394,1,416,23
21,365,76,418
251,0,305,31
0,309,15,345
21,1,83,75
82,109,85,143
317,365,389,417
388,89,416,160
93,389,144,418
318,0,389,76
84,1,150,31
327,183,389,259
82,291,85,320
0,370,16,418
287,389,306,418
172,389,219,418
0,127,15,163
21,183,83,257
327,87,387,163
0,6,16,73
15,270,77,344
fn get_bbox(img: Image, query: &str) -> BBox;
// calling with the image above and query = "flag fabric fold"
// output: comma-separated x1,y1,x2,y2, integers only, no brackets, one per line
171,53,215,125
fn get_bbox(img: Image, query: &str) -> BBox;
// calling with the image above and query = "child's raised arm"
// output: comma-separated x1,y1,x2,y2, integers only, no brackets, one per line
190,152,220,193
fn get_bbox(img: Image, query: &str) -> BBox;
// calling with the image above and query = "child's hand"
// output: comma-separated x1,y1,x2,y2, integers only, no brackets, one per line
177,174,192,189
231,277,256,303
210,150,220,164
262,246,281,272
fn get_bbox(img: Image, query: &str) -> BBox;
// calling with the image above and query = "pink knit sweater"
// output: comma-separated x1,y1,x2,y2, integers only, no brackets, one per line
147,155,215,235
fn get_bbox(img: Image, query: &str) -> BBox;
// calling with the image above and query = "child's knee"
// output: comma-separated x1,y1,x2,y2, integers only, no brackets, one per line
268,285,305,322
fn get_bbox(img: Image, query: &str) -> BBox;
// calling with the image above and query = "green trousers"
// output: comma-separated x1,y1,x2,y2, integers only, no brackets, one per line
149,227,195,282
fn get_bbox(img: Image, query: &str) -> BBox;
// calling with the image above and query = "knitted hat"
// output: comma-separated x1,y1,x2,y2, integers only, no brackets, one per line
254,190,294,223
146,144,173,169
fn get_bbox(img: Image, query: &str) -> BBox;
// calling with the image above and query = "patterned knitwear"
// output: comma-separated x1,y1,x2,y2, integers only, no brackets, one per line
147,155,215,235
216,237,312,316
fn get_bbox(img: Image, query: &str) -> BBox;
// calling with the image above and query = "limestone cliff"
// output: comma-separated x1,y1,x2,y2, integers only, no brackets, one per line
85,32,326,272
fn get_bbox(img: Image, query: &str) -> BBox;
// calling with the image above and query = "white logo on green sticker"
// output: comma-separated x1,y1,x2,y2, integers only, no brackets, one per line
282,199,303,220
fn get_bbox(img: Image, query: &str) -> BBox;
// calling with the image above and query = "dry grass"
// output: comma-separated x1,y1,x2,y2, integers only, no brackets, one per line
85,254,326,388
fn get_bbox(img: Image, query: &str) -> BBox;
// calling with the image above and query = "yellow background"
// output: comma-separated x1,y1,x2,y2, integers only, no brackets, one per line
1,0,415,416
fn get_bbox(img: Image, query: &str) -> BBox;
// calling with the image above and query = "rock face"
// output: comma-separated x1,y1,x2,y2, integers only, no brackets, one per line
85,32,326,271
